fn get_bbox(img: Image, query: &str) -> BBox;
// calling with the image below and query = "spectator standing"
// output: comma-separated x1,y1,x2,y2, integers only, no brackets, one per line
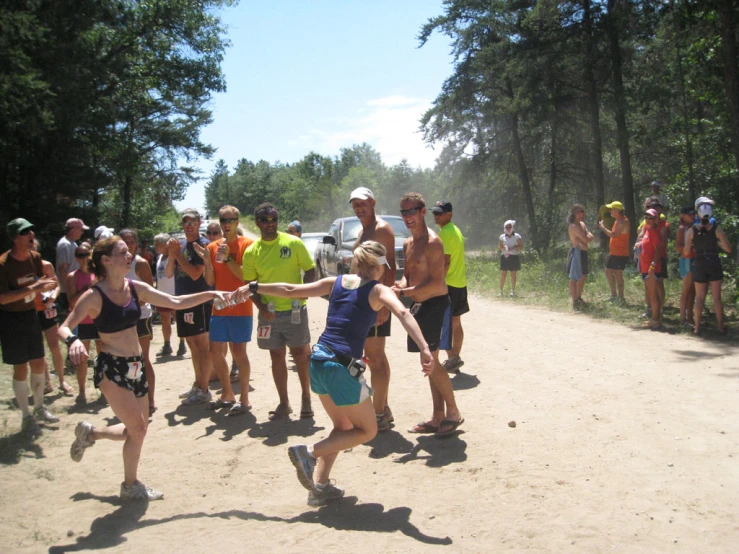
286,221,303,237
498,220,523,297
431,200,470,373
566,204,594,307
242,203,316,420
56,218,89,314
675,206,696,327
153,234,186,357
0,218,59,433
350,186,396,431
166,209,213,405
598,201,630,303
650,181,670,214
635,209,663,329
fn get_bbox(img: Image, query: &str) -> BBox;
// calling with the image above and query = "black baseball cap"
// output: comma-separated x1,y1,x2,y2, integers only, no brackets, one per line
431,200,453,214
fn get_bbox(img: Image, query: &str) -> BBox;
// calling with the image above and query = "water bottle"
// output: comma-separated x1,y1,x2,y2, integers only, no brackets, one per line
291,299,301,324
213,294,232,311
267,302,276,315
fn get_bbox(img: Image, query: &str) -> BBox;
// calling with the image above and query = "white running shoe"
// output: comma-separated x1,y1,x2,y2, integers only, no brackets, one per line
181,388,211,405
178,384,198,399
120,481,164,501
34,405,59,423
70,421,95,462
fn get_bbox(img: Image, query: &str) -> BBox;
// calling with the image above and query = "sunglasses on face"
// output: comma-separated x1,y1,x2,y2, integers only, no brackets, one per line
219,218,238,224
75,252,90,258
206,231,221,236
645,216,656,220
181,220,198,227
257,217,278,224
400,206,423,217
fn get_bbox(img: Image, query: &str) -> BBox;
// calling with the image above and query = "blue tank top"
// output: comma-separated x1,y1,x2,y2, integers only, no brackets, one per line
318,276,379,359
93,279,142,333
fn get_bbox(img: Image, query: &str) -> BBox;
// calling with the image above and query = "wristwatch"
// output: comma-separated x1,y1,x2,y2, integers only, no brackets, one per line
65,334,79,347
249,281,259,294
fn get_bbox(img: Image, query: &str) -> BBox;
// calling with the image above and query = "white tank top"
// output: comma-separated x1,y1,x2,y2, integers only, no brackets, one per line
126,256,152,318
155,254,175,296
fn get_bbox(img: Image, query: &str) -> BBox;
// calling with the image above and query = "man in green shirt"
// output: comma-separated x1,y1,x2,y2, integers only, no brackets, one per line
432,200,469,374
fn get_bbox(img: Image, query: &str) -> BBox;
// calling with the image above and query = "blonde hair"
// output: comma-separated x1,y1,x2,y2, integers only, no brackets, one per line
219,205,240,218
354,240,387,277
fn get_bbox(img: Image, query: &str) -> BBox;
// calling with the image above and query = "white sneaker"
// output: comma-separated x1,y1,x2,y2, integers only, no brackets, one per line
181,388,211,405
120,481,164,501
34,405,59,423
308,480,345,506
178,384,198,399
70,421,95,462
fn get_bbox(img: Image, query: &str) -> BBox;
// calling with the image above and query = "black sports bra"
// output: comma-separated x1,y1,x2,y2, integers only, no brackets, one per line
92,279,142,333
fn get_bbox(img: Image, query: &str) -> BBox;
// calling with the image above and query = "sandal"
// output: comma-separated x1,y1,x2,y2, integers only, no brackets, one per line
268,403,293,421
300,400,314,419
435,417,464,438
44,382,54,395
60,383,74,397
227,402,252,416
408,421,438,434
207,399,235,411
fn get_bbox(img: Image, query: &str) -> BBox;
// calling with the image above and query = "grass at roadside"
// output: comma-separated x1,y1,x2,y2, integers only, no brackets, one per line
467,249,738,340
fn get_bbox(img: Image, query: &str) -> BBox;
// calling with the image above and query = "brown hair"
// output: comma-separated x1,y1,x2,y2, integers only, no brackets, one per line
401,192,425,208
90,236,122,279
567,204,585,225
75,242,92,272
219,205,240,218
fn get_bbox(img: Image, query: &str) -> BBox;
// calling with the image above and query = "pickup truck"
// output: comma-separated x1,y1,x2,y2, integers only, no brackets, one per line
314,216,409,281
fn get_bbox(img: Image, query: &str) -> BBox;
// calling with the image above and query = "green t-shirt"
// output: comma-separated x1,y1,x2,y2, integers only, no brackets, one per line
242,232,315,312
439,222,467,288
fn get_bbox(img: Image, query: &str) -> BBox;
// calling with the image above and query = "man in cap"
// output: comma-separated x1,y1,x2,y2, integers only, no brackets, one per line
56,218,88,314
598,201,630,303
431,200,469,373
650,181,670,214
166,208,213,405
1,219,59,433
350,186,397,431
242,202,316,420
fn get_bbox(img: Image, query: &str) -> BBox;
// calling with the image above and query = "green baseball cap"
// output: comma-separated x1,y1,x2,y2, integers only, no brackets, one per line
7,218,34,237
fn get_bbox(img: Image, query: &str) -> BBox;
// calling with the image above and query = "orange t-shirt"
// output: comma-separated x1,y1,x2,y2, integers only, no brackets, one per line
206,236,253,316
609,217,630,257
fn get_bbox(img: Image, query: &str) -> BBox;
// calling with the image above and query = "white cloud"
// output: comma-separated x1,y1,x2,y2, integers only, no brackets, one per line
293,95,439,168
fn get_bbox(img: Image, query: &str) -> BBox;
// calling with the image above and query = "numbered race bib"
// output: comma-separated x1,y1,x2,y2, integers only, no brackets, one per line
125,361,143,381
257,325,272,339
183,311,194,324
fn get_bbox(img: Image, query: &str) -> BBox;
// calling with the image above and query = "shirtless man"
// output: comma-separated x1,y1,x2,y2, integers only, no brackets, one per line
393,192,463,438
566,203,594,307
350,186,396,432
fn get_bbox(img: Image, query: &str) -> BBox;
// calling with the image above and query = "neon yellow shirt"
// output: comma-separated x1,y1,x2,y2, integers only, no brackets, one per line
439,222,467,288
242,232,315,312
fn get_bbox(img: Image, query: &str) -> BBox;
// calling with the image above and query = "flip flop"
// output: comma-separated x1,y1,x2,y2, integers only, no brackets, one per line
408,421,439,434
227,402,251,416
60,383,75,397
300,402,314,419
207,399,235,411
268,403,293,421
435,417,464,438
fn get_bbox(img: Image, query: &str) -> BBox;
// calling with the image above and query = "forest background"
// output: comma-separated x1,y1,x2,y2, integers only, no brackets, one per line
2,0,738,265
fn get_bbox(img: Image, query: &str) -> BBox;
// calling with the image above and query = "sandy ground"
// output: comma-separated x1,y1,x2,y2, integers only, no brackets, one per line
0,293,738,553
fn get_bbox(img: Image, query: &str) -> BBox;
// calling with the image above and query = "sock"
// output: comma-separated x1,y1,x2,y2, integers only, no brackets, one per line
30,373,45,410
13,379,31,416
316,481,327,490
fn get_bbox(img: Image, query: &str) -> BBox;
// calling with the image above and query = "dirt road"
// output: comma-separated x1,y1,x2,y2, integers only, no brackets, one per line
1,293,737,552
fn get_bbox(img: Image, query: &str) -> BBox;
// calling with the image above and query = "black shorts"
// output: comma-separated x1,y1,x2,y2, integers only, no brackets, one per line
407,294,450,353
447,285,470,317
0,310,44,365
566,248,590,276
693,255,723,283
500,255,521,272
657,256,668,279
37,310,58,332
94,352,148,397
137,317,153,340
606,255,629,270
176,302,212,337
78,323,100,341
366,315,391,338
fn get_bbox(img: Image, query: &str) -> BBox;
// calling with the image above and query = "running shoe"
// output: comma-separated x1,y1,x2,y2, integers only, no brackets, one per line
179,384,198,399
308,481,345,507
181,388,211,405
120,481,164,501
156,344,173,357
70,421,95,462
288,444,316,491
34,405,59,423
443,356,465,373
176,342,187,356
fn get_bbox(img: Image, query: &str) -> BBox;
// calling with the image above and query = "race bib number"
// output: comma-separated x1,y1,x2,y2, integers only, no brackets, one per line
410,302,422,316
125,361,143,380
183,311,194,324
257,325,272,339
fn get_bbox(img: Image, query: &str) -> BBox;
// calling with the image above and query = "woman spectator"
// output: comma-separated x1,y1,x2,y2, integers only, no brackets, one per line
120,229,157,414
66,242,100,404
233,241,432,507
153,233,187,358
498,220,523,297
59,236,228,501
683,199,732,335
675,207,696,328
634,209,663,329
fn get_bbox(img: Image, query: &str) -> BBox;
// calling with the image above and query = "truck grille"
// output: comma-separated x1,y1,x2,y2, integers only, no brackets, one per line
395,248,405,270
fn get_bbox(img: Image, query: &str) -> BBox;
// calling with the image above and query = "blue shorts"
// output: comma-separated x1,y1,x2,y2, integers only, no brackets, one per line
209,315,253,343
679,257,693,279
310,358,372,407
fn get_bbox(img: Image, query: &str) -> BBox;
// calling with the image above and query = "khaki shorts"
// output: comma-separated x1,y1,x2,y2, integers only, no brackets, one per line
256,306,310,350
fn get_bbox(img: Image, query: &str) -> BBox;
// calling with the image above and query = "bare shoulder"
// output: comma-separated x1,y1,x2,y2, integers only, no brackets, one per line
375,217,395,237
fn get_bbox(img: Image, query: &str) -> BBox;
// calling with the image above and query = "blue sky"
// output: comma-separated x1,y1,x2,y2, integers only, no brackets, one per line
175,0,453,213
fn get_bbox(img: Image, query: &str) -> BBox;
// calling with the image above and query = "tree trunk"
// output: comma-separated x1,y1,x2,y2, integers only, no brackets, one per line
583,0,606,210
716,0,739,178
606,0,637,243
676,43,697,202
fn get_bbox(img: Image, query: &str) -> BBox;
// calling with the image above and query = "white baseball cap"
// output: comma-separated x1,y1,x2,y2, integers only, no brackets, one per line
349,187,375,202
94,225,115,239
694,196,715,209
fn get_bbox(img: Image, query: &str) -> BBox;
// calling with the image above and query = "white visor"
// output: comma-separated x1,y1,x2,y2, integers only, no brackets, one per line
377,255,391,268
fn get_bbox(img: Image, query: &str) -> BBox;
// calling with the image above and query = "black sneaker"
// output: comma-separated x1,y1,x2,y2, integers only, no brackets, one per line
156,344,173,357
176,342,187,356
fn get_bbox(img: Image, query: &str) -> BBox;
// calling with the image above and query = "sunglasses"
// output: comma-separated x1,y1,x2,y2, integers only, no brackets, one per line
257,217,278,224
400,206,423,217
206,231,221,236
181,220,198,227
645,216,656,220
18,229,33,236
75,252,90,258
219,218,238,224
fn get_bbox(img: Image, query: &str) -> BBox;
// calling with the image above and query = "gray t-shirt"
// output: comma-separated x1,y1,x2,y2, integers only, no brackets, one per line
55,236,79,293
